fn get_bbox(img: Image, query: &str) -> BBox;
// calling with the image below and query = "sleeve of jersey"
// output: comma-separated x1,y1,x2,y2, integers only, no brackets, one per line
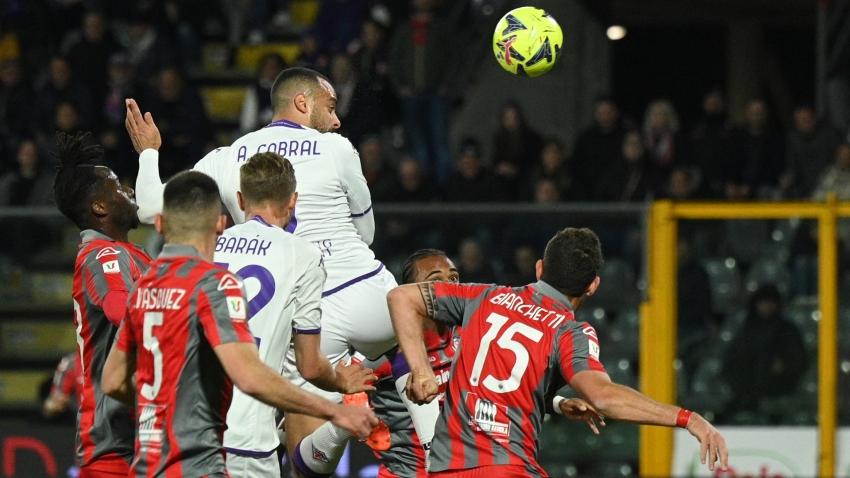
85,248,137,326
198,272,255,347
292,248,326,335
114,317,135,352
135,149,166,224
51,355,75,396
429,282,490,327
336,138,375,245
558,322,606,383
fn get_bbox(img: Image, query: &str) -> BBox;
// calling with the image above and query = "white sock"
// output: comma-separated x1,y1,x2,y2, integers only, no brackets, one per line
395,372,440,469
293,421,353,476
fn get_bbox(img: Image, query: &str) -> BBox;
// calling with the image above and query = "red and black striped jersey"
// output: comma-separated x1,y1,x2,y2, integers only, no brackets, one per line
50,352,82,402
424,281,606,477
116,244,255,478
73,229,151,470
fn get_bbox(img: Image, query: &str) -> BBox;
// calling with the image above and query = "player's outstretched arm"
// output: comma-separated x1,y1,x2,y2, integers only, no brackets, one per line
294,333,376,393
553,396,606,435
214,341,378,438
386,284,440,404
102,341,136,406
126,98,164,224
569,370,728,471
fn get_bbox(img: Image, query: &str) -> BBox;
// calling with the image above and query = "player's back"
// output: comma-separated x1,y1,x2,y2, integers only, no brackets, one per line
73,232,149,468
126,248,248,476
215,216,325,454
218,122,380,289
429,281,604,477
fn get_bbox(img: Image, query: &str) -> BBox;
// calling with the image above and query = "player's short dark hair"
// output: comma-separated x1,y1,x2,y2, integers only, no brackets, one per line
240,152,296,205
270,67,329,110
162,171,221,239
52,132,105,229
541,228,604,297
402,249,448,284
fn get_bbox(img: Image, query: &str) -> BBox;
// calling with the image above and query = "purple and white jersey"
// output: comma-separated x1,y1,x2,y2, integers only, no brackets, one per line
215,216,325,455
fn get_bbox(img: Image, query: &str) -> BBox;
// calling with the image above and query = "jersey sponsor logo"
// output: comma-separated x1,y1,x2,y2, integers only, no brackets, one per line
102,260,120,274
465,392,511,444
217,274,242,291
226,296,246,320
96,247,120,259
588,340,600,360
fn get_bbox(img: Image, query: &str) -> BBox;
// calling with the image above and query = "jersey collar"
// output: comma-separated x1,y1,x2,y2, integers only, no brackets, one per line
265,119,305,129
80,229,114,243
532,280,574,311
158,244,203,259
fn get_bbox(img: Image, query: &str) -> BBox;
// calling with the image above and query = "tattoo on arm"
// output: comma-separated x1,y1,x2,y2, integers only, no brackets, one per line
418,282,436,319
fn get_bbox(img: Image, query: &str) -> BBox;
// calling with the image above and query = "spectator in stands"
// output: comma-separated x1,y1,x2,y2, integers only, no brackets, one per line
677,239,715,391
389,0,454,185
62,11,119,113
643,99,683,188
596,130,651,202
525,138,583,201
782,104,843,198
360,135,396,202
348,19,396,129
0,60,32,163
456,237,497,283
444,140,498,202
572,97,625,193
728,98,784,199
54,101,82,137
0,139,54,206
689,89,733,198
34,56,93,134
295,33,330,74
330,53,372,144
721,284,807,420
533,178,560,204
664,167,700,200
145,67,211,178
240,53,286,133
314,0,366,54
813,143,850,200
119,13,176,82
491,101,542,200
391,157,437,202
501,245,538,285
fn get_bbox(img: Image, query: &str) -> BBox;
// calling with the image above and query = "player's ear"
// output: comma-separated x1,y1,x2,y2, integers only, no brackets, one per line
288,191,298,210
236,191,245,212
154,214,164,235
91,198,108,218
215,214,227,235
585,276,601,297
535,259,544,280
294,92,309,114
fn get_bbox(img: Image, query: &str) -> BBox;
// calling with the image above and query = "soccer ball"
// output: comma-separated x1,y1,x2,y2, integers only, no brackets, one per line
492,6,563,77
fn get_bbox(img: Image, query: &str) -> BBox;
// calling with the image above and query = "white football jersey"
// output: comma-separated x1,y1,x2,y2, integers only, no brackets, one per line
216,216,325,453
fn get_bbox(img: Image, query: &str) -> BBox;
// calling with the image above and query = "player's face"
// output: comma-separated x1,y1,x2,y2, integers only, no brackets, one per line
308,78,341,133
97,167,140,230
414,255,460,283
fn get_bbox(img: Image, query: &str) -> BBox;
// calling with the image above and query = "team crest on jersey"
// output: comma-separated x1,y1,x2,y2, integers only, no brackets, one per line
226,296,246,320
217,274,242,291
465,392,511,444
96,247,120,259
102,260,120,274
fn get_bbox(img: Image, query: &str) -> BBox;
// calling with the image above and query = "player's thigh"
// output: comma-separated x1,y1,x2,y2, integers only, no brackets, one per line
322,269,399,360
284,413,329,463
225,452,280,478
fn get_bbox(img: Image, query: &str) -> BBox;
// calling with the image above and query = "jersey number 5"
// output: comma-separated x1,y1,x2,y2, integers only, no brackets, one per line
469,312,543,393
141,312,163,400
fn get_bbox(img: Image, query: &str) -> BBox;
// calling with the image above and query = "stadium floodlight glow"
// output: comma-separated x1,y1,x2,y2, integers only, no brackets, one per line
606,25,627,41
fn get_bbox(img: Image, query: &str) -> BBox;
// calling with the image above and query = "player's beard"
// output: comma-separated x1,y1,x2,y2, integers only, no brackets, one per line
309,108,333,133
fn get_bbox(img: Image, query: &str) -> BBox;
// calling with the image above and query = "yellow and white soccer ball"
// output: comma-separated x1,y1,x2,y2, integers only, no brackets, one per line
492,6,563,77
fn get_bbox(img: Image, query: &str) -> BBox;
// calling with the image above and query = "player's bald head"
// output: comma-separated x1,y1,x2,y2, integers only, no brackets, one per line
270,67,332,112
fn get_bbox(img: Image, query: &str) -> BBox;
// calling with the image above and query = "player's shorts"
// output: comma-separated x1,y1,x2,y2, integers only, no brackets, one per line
225,451,280,478
429,465,530,478
283,266,398,401
79,453,131,477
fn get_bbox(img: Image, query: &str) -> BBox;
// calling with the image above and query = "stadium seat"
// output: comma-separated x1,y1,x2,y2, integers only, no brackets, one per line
0,320,75,360
200,86,248,122
235,43,302,72
701,258,741,314
0,370,51,409
29,272,74,307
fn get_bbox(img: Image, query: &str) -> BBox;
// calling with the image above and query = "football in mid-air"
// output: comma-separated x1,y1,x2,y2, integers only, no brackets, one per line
492,6,563,77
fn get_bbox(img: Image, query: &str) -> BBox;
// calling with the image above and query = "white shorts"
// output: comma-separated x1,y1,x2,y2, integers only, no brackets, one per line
225,451,280,478
283,266,398,402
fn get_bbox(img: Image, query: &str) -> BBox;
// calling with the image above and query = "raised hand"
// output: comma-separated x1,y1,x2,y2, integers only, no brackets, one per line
558,398,606,435
334,362,377,394
125,98,161,153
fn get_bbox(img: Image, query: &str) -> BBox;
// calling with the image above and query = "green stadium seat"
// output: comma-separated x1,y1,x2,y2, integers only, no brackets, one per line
0,321,75,360
0,370,51,409
235,43,301,72
200,86,248,122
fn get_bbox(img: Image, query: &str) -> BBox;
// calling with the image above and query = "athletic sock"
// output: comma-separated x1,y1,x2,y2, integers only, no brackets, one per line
293,422,353,477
